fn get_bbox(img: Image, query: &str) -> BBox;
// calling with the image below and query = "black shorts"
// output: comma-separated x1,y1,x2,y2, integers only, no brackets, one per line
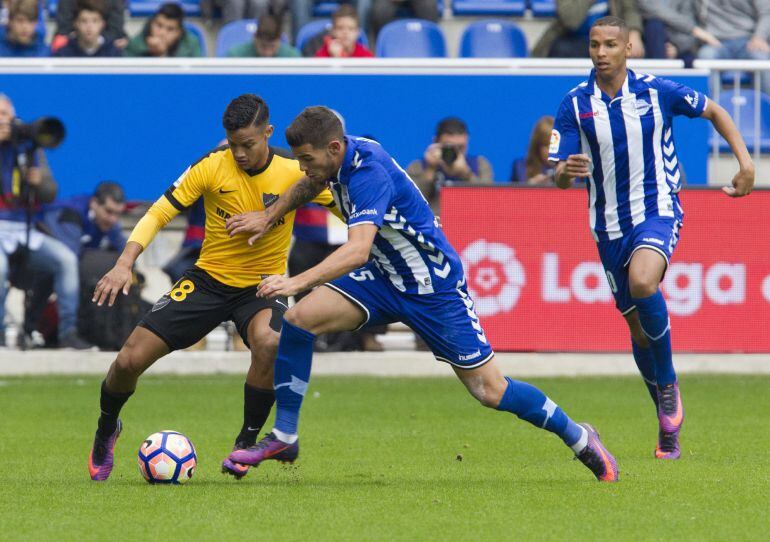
139,266,287,351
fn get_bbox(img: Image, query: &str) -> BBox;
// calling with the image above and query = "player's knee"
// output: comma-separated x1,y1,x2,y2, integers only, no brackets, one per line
629,275,658,298
249,327,280,356
114,342,144,380
284,306,318,335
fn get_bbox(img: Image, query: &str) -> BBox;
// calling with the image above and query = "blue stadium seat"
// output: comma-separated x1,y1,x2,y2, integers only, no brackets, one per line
184,22,207,54
721,71,753,87
452,0,525,17
709,89,770,153
216,19,258,57
459,20,527,58
129,0,201,17
530,0,556,17
294,19,369,51
375,19,446,58
47,0,58,17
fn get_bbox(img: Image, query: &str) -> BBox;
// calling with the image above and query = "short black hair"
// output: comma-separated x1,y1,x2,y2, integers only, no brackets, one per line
285,106,344,149
222,94,270,131
93,181,125,204
436,117,468,138
74,0,106,19
591,16,629,39
156,2,184,23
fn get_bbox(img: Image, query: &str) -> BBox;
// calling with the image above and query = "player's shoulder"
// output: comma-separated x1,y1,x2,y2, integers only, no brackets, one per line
190,144,230,170
266,149,303,178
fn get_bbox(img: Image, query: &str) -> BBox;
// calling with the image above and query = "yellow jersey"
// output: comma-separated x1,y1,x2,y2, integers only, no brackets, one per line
128,146,339,288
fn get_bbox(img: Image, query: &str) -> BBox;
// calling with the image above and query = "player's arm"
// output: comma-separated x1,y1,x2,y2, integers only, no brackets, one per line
257,224,377,298
226,175,326,244
93,164,206,306
701,101,755,197
550,95,584,189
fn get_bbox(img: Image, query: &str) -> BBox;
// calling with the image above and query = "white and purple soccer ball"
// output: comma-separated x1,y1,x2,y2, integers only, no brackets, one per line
137,430,197,484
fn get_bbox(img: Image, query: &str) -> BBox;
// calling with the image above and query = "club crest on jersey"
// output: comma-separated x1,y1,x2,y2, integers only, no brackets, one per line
548,129,561,155
635,99,652,116
262,193,279,207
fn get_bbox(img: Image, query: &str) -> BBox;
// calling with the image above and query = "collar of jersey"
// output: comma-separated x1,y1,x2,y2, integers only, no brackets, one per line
586,68,635,102
244,150,274,177
337,135,358,182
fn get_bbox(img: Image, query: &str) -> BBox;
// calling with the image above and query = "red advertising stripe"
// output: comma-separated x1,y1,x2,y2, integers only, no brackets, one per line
441,186,770,353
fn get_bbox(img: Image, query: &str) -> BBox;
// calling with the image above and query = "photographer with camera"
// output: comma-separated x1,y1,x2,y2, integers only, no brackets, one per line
0,93,92,349
407,117,494,214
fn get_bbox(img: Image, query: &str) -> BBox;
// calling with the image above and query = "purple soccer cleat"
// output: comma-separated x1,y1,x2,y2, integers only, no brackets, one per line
575,423,619,482
655,383,683,460
88,419,122,481
228,432,299,467
221,442,252,480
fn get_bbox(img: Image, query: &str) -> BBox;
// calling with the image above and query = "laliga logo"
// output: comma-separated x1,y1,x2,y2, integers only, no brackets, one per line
461,240,526,317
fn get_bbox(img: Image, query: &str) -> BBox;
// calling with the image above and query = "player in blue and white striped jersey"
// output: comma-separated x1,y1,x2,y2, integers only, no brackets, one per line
550,16,754,460
225,106,619,482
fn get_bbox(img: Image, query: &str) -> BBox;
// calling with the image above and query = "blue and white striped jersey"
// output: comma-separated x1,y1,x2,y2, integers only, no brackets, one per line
328,136,464,295
549,68,707,242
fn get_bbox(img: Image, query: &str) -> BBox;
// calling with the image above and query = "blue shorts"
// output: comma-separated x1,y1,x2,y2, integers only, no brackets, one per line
326,264,495,369
597,216,682,315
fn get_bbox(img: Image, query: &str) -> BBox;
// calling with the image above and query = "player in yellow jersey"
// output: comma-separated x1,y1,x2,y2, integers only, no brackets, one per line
86,94,339,481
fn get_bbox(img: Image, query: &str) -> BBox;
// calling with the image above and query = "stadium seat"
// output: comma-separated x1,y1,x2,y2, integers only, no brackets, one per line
459,20,528,58
184,22,207,55
129,0,201,17
46,0,58,17
375,19,446,58
530,0,556,17
216,19,258,57
452,0,525,17
709,89,770,153
294,19,369,51
721,71,753,88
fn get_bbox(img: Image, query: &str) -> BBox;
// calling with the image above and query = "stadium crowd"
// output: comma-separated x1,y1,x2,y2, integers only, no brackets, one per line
1,0,767,349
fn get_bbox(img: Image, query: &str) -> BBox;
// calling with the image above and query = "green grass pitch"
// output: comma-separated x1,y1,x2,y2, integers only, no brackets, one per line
1,374,768,541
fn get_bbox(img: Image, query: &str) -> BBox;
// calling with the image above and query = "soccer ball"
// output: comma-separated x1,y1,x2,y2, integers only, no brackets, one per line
137,430,197,484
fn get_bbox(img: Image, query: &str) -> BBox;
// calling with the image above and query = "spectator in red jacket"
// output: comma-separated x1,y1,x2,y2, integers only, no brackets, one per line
315,4,374,58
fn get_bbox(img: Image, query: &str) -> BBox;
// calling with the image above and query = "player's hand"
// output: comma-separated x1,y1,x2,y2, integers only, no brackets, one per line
92,264,132,307
564,154,591,178
226,211,270,245
723,166,755,197
257,274,301,298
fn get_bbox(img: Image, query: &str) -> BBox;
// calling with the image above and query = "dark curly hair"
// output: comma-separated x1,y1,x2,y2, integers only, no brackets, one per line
222,94,270,131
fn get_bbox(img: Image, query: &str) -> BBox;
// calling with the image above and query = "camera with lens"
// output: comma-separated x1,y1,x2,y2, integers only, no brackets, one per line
11,117,66,149
440,145,459,165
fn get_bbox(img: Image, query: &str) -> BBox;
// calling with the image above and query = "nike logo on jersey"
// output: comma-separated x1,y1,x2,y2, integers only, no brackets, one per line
219,188,237,194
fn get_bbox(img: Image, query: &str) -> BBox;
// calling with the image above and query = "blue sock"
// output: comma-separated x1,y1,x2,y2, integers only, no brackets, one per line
273,319,316,437
631,339,659,408
632,291,676,386
496,377,584,448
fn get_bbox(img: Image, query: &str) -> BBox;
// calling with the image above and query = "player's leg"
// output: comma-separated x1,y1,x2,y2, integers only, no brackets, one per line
221,302,283,479
628,247,683,459
623,310,658,408
89,326,170,481
90,268,227,480
598,239,659,409
407,282,618,481
229,267,394,467
452,359,617,482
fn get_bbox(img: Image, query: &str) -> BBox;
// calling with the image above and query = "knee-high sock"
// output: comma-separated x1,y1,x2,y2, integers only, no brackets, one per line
273,319,316,438
235,384,275,446
496,377,585,450
631,339,659,408
97,380,133,437
632,291,676,386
